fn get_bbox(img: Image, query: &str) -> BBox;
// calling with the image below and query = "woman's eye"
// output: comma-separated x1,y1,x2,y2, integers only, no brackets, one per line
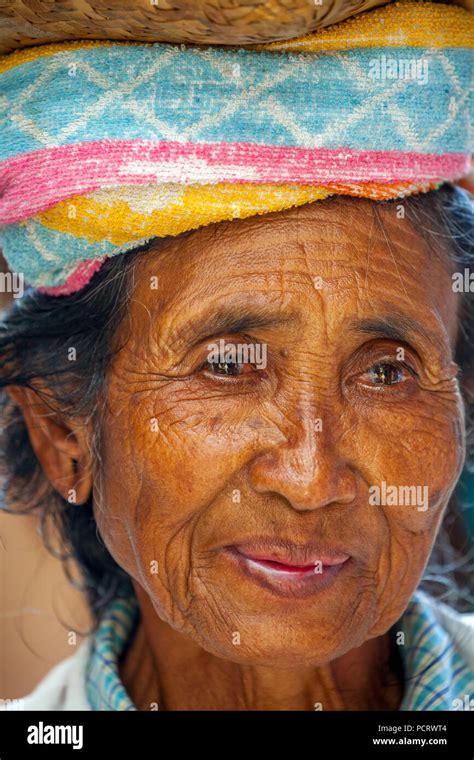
205,357,254,377
362,361,409,386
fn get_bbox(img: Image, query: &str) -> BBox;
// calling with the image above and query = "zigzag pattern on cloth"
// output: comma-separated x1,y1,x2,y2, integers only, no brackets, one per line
0,1,472,294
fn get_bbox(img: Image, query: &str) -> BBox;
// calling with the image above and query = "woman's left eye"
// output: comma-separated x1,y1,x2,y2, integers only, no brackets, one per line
361,361,410,386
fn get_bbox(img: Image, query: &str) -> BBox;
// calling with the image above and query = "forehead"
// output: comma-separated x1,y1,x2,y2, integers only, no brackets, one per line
130,197,458,344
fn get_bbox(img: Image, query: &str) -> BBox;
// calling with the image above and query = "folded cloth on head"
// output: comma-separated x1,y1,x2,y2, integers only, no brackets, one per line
0,1,472,295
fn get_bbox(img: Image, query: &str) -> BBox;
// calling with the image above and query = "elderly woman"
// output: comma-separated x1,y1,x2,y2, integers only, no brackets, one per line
0,2,473,711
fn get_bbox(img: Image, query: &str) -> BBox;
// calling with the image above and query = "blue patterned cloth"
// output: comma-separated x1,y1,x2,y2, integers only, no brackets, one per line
85,594,139,711
85,588,474,711
2,45,472,160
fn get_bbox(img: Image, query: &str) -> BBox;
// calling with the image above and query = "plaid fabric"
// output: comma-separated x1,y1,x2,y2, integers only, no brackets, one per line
85,589,474,711
85,594,139,711
398,592,474,710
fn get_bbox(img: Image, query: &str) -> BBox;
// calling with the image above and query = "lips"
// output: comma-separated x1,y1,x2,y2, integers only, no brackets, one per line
222,539,352,599
231,539,351,570
247,558,317,573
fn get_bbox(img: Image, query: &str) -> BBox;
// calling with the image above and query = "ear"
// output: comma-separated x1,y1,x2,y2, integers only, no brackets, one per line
7,385,93,505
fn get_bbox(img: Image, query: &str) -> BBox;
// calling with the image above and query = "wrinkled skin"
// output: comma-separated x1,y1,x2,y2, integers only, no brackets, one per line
98,196,465,708
15,196,466,709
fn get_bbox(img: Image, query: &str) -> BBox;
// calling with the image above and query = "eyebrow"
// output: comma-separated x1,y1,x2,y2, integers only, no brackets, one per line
168,305,297,348
349,315,436,347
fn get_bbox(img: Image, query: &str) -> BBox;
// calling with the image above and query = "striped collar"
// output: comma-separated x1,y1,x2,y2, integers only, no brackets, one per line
85,594,139,711
397,590,474,710
85,589,474,711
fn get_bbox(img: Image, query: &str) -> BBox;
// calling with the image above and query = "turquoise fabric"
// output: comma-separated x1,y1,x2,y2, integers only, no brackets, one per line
2,45,473,160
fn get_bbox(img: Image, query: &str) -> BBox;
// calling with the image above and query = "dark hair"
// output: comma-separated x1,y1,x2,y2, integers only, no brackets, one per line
0,184,473,629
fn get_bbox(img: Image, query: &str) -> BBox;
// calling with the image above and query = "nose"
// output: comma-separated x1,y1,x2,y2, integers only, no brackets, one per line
248,410,356,512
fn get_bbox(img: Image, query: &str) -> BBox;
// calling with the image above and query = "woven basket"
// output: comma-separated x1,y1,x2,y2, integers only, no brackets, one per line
1,0,405,54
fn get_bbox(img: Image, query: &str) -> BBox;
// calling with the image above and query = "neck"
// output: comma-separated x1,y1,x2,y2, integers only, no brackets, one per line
120,585,404,711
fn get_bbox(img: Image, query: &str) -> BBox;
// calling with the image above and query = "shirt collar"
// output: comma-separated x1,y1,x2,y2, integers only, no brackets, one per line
398,589,474,710
85,588,473,711
85,593,139,711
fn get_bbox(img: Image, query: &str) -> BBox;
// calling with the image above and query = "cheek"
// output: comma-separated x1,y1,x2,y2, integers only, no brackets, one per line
91,387,266,603
344,388,465,625
127,388,267,504
347,385,464,516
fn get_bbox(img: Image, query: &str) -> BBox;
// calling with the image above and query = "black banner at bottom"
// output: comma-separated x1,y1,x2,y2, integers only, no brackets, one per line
0,709,472,758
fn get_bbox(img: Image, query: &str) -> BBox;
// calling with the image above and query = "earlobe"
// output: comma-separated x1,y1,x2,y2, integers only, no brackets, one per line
6,385,93,504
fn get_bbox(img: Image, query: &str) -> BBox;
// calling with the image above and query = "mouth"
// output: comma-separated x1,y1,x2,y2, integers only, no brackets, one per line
221,539,352,599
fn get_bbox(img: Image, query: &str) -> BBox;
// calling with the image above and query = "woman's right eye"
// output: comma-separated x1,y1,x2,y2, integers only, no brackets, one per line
204,356,255,377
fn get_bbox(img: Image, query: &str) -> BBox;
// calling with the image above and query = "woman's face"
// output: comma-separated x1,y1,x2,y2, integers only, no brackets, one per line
93,197,465,667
